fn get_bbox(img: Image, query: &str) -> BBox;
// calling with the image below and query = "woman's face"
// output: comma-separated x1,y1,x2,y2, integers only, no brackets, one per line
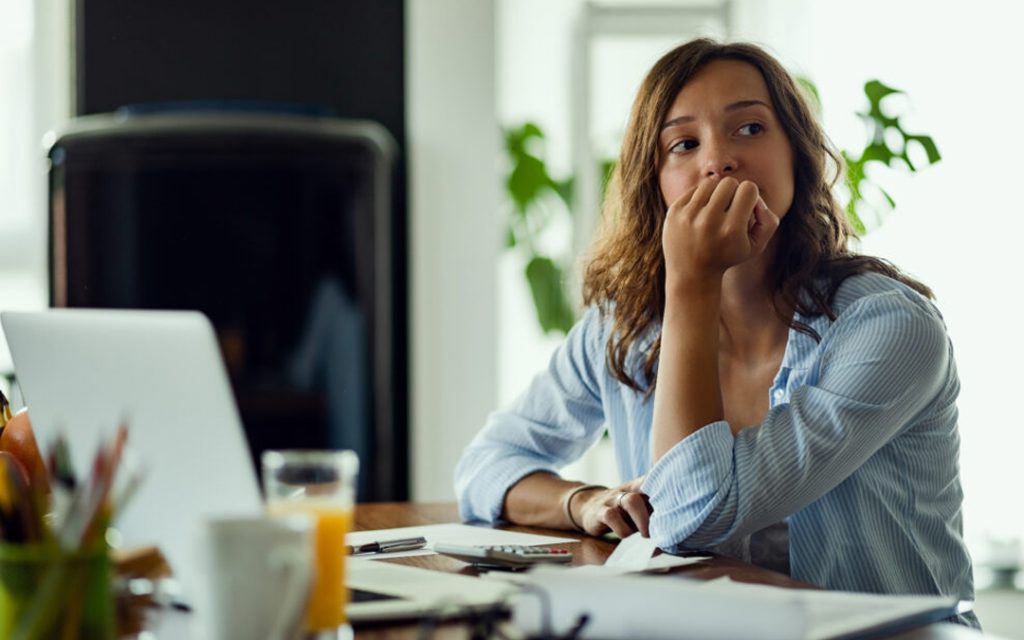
657,59,795,220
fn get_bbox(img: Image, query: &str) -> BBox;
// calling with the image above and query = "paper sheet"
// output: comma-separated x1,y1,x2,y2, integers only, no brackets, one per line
346,522,577,559
696,577,962,639
509,569,958,640
571,532,709,575
604,531,658,571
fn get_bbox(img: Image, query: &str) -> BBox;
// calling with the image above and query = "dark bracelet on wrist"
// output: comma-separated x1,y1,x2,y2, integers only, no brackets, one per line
563,483,604,533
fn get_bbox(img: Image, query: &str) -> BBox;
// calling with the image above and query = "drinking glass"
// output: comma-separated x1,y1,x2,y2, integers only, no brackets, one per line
262,450,358,640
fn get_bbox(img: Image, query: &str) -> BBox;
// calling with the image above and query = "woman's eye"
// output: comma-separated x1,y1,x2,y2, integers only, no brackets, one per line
670,139,699,153
738,122,764,136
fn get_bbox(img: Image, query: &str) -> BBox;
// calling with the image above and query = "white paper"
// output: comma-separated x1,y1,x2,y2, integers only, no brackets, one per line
512,570,804,640
604,531,659,571
346,522,576,559
510,570,958,640
600,532,710,574
697,577,960,639
644,551,710,571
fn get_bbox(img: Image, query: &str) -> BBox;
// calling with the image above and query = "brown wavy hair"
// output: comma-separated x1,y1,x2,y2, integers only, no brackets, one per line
582,38,932,395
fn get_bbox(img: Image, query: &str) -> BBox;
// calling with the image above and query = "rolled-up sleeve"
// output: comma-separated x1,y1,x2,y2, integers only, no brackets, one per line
643,290,953,551
455,307,608,523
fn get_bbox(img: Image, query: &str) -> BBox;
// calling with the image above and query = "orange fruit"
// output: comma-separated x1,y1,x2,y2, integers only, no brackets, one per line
0,410,50,492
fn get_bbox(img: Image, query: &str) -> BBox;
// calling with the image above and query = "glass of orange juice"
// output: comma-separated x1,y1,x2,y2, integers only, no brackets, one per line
262,450,358,640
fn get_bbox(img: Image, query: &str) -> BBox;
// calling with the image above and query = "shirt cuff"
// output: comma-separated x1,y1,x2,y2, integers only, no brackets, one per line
642,420,735,550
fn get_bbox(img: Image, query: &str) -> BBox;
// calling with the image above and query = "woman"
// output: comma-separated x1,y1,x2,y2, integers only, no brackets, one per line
455,39,976,622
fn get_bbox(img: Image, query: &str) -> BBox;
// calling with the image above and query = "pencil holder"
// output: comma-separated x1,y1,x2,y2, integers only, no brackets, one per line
0,542,115,640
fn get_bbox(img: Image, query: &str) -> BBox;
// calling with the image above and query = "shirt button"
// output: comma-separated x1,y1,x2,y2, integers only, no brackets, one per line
773,389,785,401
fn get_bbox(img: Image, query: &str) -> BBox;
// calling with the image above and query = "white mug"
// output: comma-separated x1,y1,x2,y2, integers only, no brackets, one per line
197,515,314,640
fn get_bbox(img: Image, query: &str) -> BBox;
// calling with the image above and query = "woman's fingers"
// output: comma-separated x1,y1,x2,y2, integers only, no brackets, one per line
665,178,769,272
578,480,653,538
602,502,636,539
669,183,701,213
669,177,717,216
748,196,780,251
727,181,760,231
617,491,651,537
605,486,652,537
704,177,740,224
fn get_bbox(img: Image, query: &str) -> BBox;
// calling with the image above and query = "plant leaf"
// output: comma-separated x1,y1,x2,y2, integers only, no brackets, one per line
507,155,550,214
522,122,543,140
864,79,900,102
599,159,617,201
505,122,545,158
860,142,896,166
525,256,575,335
905,134,942,164
552,177,574,208
878,186,896,209
864,80,902,121
862,79,902,131
845,201,866,235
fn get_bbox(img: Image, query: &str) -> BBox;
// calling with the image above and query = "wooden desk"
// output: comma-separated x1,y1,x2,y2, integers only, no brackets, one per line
354,503,993,640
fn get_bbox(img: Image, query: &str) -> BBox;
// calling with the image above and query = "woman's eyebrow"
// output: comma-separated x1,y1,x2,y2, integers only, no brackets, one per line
660,99,772,130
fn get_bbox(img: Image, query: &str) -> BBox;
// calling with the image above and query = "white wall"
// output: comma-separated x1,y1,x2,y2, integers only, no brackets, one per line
494,0,578,409
406,0,500,501
0,0,69,382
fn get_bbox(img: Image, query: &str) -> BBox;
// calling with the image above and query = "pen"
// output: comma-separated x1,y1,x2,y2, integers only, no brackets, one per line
346,536,428,555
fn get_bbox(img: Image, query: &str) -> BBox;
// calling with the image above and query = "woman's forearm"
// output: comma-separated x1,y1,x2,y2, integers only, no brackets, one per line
502,471,603,530
651,279,725,463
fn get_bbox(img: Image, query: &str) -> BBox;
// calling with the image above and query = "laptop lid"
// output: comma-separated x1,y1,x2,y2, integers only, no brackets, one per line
0,308,263,596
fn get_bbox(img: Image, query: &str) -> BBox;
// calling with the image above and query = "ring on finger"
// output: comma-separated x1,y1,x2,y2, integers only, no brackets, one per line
616,491,630,509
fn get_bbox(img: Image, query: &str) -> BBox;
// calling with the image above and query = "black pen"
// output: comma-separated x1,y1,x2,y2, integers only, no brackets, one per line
346,536,428,555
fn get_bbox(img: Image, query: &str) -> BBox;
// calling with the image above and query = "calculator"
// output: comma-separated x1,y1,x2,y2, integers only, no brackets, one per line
433,543,574,569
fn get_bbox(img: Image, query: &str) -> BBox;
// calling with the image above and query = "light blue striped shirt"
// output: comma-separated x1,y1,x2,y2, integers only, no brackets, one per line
456,273,976,619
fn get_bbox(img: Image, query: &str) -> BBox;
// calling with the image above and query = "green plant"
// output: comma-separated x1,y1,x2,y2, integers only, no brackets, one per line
840,80,941,233
503,80,940,335
503,123,577,335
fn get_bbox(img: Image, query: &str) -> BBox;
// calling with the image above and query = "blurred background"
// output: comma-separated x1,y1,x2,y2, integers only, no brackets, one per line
1,0,1021,634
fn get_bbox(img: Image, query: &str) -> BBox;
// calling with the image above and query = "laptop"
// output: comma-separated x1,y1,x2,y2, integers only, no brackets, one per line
1,308,510,624
1,309,263,599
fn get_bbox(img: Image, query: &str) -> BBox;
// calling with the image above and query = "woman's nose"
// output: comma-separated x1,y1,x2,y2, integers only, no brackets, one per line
702,140,737,178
